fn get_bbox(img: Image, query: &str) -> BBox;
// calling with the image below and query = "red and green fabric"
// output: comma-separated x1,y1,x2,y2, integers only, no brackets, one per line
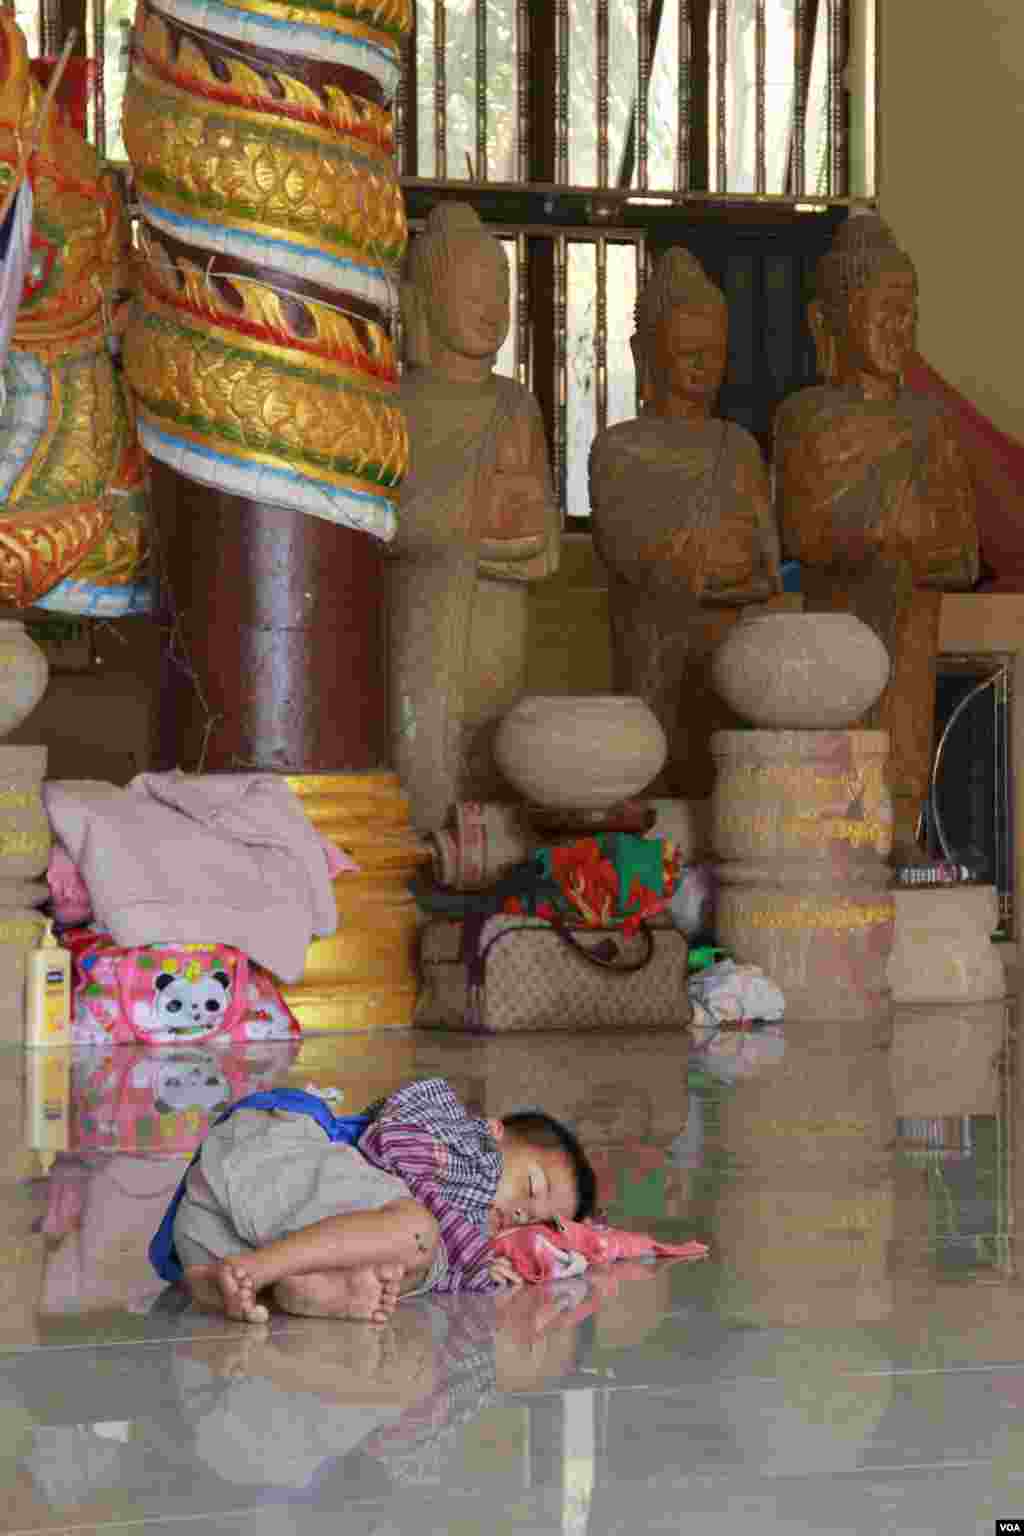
504,834,683,935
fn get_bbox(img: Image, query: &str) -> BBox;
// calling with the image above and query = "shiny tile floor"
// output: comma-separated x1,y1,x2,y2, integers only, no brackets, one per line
2,999,1023,1535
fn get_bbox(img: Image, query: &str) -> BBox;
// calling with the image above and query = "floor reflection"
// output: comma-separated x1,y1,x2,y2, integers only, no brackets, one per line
0,997,1021,1533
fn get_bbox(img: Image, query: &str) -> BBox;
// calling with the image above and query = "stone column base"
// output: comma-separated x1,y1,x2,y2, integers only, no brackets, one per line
281,773,430,1033
887,886,1006,1004
889,998,1010,1117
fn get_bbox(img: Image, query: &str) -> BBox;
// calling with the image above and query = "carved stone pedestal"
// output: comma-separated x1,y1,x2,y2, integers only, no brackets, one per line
0,745,51,1044
889,997,1010,1117
887,886,1006,1004
711,729,895,1020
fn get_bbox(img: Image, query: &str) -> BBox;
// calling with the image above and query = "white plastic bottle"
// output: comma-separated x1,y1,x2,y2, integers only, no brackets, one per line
25,919,71,1047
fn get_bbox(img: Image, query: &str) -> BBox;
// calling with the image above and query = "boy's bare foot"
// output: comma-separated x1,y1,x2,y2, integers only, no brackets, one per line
183,1260,270,1324
272,1262,405,1324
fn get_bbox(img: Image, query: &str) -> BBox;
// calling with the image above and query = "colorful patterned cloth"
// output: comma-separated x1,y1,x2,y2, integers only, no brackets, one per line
503,833,683,935
359,1078,503,1293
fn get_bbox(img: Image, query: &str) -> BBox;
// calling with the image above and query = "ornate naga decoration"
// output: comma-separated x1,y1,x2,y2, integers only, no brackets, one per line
122,0,411,541
0,15,147,613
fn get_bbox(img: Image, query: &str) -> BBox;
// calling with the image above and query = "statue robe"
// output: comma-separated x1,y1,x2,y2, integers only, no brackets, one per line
774,385,979,853
390,368,558,833
589,412,780,795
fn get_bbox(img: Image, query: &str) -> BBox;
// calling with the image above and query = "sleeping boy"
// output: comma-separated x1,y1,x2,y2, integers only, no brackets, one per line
156,1077,597,1324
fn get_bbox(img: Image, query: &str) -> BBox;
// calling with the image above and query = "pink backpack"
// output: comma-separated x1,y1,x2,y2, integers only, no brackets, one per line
67,930,300,1046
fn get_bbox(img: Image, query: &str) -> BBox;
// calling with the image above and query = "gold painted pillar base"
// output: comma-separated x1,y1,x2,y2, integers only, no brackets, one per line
282,772,430,1033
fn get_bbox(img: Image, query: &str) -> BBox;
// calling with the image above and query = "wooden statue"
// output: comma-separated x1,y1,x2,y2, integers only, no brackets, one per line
589,247,780,794
774,213,978,861
390,203,559,832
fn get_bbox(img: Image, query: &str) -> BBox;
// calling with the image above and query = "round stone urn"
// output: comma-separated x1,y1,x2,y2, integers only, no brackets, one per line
494,695,667,811
711,612,890,730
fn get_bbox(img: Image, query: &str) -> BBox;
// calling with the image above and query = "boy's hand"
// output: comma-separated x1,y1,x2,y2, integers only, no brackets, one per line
489,1257,524,1288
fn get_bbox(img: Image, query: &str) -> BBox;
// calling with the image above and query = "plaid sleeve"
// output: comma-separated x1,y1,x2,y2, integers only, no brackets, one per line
408,1182,496,1293
358,1078,502,1292
359,1078,503,1227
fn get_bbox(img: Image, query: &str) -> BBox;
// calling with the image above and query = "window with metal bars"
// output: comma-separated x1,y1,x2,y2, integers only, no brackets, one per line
398,0,867,199
402,0,875,519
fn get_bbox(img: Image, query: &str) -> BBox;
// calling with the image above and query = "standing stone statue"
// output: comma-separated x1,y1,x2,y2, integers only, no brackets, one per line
589,247,781,793
774,213,978,861
390,203,559,833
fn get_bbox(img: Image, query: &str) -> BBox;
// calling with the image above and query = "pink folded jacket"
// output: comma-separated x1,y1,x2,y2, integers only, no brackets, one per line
492,1219,709,1284
43,772,356,982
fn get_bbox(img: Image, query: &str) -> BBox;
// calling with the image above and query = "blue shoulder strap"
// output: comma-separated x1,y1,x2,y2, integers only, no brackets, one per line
148,1089,371,1286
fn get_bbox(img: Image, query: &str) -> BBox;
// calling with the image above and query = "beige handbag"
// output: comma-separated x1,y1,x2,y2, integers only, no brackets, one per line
415,913,690,1034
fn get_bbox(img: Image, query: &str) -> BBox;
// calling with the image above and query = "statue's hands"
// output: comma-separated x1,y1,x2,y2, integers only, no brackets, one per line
477,467,550,548
476,397,559,577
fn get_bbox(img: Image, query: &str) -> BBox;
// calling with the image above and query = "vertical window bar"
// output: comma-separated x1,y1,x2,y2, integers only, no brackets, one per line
830,0,847,195
715,0,727,192
634,239,645,412
718,0,724,192
825,0,833,194
872,0,880,198
554,234,568,511
434,0,447,179
637,0,650,191
555,0,569,184
676,0,691,192
41,0,59,57
755,0,766,194
396,3,417,172
793,0,806,196
92,0,106,157
597,0,609,188
516,0,530,182
595,237,608,433
516,232,529,386
475,0,487,179
394,34,406,170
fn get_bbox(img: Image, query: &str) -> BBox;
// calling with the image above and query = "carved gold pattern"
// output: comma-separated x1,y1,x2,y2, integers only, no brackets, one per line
124,309,408,489
123,71,407,267
718,760,889,805
747,899,895,933
0,504,113,608
140,235,397,382
0,833,50,860
715,812,891,852
17,341,126,513
0,16,136,607
135,10,396,159
0,921,45,942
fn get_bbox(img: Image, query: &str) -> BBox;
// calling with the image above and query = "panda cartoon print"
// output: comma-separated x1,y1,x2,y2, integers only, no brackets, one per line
150,966,233,1041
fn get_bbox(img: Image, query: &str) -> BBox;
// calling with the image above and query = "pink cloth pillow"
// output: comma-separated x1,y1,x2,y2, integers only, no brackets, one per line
47,844,93,926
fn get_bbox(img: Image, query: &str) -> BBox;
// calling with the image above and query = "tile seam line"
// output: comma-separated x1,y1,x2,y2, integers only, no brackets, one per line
506,1358,1024,1396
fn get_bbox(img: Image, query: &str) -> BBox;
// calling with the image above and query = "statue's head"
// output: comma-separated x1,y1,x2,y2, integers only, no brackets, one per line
632,247,728,415
813,212,918,387
402,202,510,372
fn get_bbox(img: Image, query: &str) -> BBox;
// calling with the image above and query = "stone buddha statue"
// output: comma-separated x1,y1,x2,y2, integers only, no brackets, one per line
589,247,780,793
774,213,978,860
390,202,559,833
